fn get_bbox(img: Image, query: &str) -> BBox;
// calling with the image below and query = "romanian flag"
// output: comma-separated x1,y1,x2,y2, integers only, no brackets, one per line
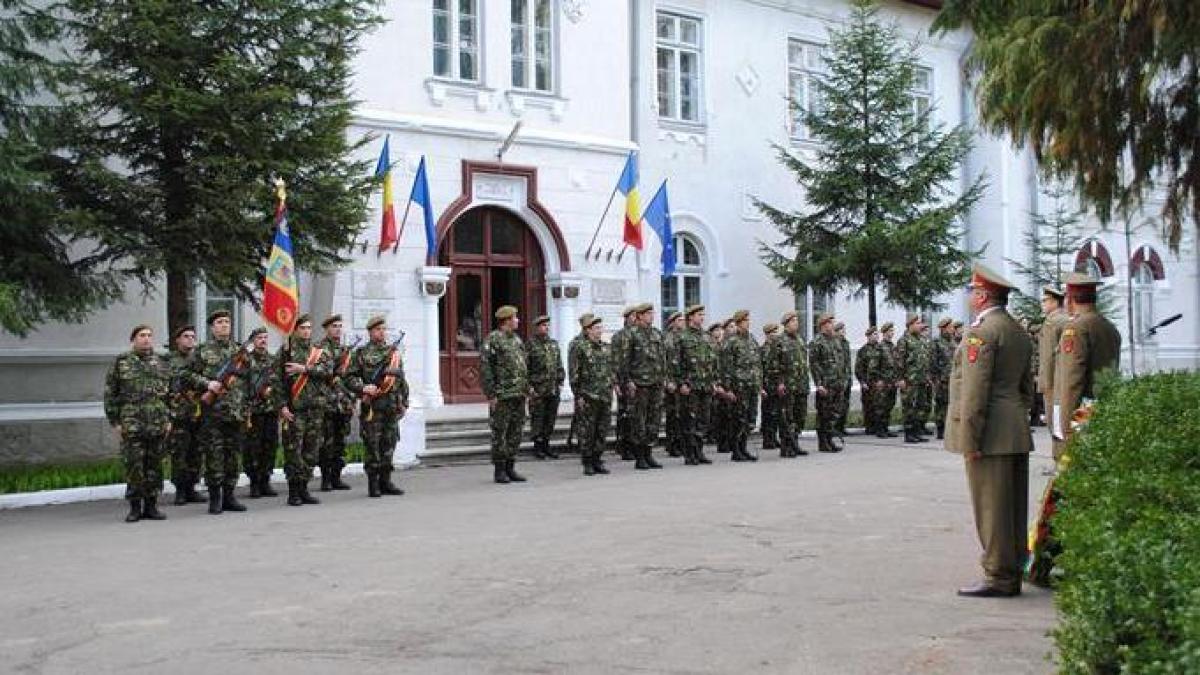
616,152,642,249
262,179,300,334
376,136,397,253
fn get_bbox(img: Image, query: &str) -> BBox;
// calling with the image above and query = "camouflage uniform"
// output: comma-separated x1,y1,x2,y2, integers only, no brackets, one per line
166,348,203,502
671,323,719,465
808,331,846,452
609,318,635,459
931,332,957,438
272,335,334,500
763,331,809,457
104,349,172,505
618,322,668,469
568,323,613,473
837,333,852,434
854,339,888,437
759,332,782,449
895,330,933,440
183,337,249,500
662,322,685,457
317,335,356,490
481,329,528,465
720,330,762,461
878,334,899,434
525,331,564,459
241,346,279,497
346,337,409,496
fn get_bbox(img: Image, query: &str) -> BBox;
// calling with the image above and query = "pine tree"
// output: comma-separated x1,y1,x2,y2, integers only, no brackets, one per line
1006,184,1084,323
59,0,383,332
757,0,984,328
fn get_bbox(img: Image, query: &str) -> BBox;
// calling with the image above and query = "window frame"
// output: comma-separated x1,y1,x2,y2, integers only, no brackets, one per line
1132,262,1156,342
655,11,705,125
433,0,483,84
787,38,828,142
660,233,706,326
909,65,933,123
510,0,557,93
188,279,243,342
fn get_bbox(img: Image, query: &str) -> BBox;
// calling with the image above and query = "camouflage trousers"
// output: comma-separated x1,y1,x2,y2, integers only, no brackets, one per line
242,412,278,482
838,383,852,430
678,391,712,455
123,429,167,500
875,385,897,429
777,391,808,451
933,381,950,424
199,416,244,490
714,396,735,451
167,417,202,489
528,391,560,443
321,411,352,470
860,382,877,430
282,412,324,482
760,393,781,446
490,397,526,462
663,392,681,454
360,411,399,475
574,397,611,460
730,386,758,447
630,385,664,448
615,394,633,452
815,385,846,435
902,382,932,427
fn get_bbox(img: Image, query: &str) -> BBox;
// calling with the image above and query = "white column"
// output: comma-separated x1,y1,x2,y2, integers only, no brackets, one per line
416,266,451,408
547,271,585,401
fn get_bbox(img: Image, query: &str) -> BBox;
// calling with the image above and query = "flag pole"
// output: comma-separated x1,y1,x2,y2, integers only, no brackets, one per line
615,243,630,263
392,198,413,255
584,182,621,260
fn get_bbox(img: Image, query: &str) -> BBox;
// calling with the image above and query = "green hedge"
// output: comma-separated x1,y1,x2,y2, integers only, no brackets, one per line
1053,372,1200,673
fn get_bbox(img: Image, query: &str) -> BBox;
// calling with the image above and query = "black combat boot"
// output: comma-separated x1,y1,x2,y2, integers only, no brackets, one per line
683,440,698,465
494,462,510,484
544,440,560,460
644,446,663,469
904,425,922,444
532,438,547,460
817,432,833,453
186,485,206,503
248,476,262,499
141,497,167,520
741,437,759,461
936,422,945,440
793,435,809,456
208,487,223,514
582,457,596,476
125,499,142,523
319,463,333,492
222,485,247,512
592,457,610,474
299,481,321,504
875,424,891,439
618,441,634,461
634,447,651,470
696,439,713,463
330,466,351,491
367,473,381,498
173,484,188,506
287,481,303,506
379,470,404,495
505,459,527,482
259,475,278,498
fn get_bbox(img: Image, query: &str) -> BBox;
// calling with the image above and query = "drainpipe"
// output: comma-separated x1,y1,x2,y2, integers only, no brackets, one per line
629,0,640,146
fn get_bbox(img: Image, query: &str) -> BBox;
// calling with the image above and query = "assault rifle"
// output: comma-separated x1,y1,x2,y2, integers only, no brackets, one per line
362,331,406,420
200,342,254,406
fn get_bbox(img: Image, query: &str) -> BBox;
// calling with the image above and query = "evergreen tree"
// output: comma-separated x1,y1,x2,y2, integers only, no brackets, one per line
60,0,383,332
758,0,984,327
1006,184,1084,323
0,1,126,336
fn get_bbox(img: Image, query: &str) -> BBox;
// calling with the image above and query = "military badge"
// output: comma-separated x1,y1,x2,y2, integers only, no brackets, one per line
966,336,984,363
1061,328,1076,354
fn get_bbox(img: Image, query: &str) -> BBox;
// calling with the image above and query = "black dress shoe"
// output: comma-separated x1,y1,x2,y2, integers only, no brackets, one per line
956,582,1020,598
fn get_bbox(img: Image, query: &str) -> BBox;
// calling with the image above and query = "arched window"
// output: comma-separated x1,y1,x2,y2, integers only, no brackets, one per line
1133,262,1156,342
1074,240,1115,278
660,233,704,326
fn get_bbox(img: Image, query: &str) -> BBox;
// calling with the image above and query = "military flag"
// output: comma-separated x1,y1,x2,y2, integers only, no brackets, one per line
375,136,397,253
262,179,300,334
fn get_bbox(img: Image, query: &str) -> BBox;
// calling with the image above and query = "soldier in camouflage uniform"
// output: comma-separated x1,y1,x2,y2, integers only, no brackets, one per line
609,307,638,460
895,314,933,443
617,302,668,470
525,315,564,460
672,306,720,465
346,315,409,497
932,317,957,439
317,314,355,491
834,322,852,436
877,322,900,437
482,305,529,484
720,310,761,462
715,317,741,454
662,311,685,457
272,314,334,506
704,322,725,446
759,323,782,449
166,325,206,505
105,324,173,522
569,313,613,476
764,311,810,457
854,326,882,437
809,313,846,453
182,310,252,514
241,327,279,499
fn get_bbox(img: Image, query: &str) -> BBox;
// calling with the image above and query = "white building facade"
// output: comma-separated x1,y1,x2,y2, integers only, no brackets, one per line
1,0,1197,463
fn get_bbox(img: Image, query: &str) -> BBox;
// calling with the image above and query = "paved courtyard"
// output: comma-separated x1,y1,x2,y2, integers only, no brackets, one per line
0,431,1057,674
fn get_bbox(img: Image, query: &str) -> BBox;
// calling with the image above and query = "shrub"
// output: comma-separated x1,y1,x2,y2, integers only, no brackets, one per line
1053,372,1200,673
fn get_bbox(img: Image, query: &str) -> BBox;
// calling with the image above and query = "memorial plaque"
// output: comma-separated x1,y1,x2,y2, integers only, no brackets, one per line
353,270,394,299
591,279,626,306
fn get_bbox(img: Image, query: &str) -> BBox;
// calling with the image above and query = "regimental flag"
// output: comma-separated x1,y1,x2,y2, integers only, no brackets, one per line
375,136,397,253
616,151,643,249
262,179,300,334
642,180,676,277
408,156,437,261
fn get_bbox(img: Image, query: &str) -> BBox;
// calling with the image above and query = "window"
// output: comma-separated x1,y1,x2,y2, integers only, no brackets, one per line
660,234,704,325
787,40,828,140
511,0,554,92
909,66,932,121
1133,263,1155,342
187,280,243,342
794,287,832,341
656,12,703,123
433,0,480,82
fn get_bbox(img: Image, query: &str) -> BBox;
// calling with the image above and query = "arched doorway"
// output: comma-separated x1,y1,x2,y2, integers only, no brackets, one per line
438,206,547,403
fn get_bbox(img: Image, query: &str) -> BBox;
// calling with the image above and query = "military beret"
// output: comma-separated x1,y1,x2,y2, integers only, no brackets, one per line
634,302,654,314
685,304,705,317
622,305,638,318
666,311,683,324
707,323,723,333
723,318,737,329
206,309,231,325
952,320,964,329
781,310,798,325
938,316,953,328
171,324,196,341
732,309,749,323
817,312,835,327
533,315,550,326
970,263,1018,292
906,313,921,326
762,322,779,335
294,313,312,327
366,315,387,330
865,325,878,337
1042,285,1065,301
881,321,895,332
579,313,602,329
321,314,342,328
495,305,518,320
833,321,845,331
248,326,268,340
129,324,153,341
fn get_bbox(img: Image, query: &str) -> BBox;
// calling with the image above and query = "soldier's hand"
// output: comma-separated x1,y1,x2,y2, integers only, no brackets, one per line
280,407,295,423
206,380,224,394
679,384,691,396
164,423,172,435
776,384,786,397
363,385,380,396
284,362,306,375
816,386,827,396
112,424,123,438
897,380,908,391
625,382,637,396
